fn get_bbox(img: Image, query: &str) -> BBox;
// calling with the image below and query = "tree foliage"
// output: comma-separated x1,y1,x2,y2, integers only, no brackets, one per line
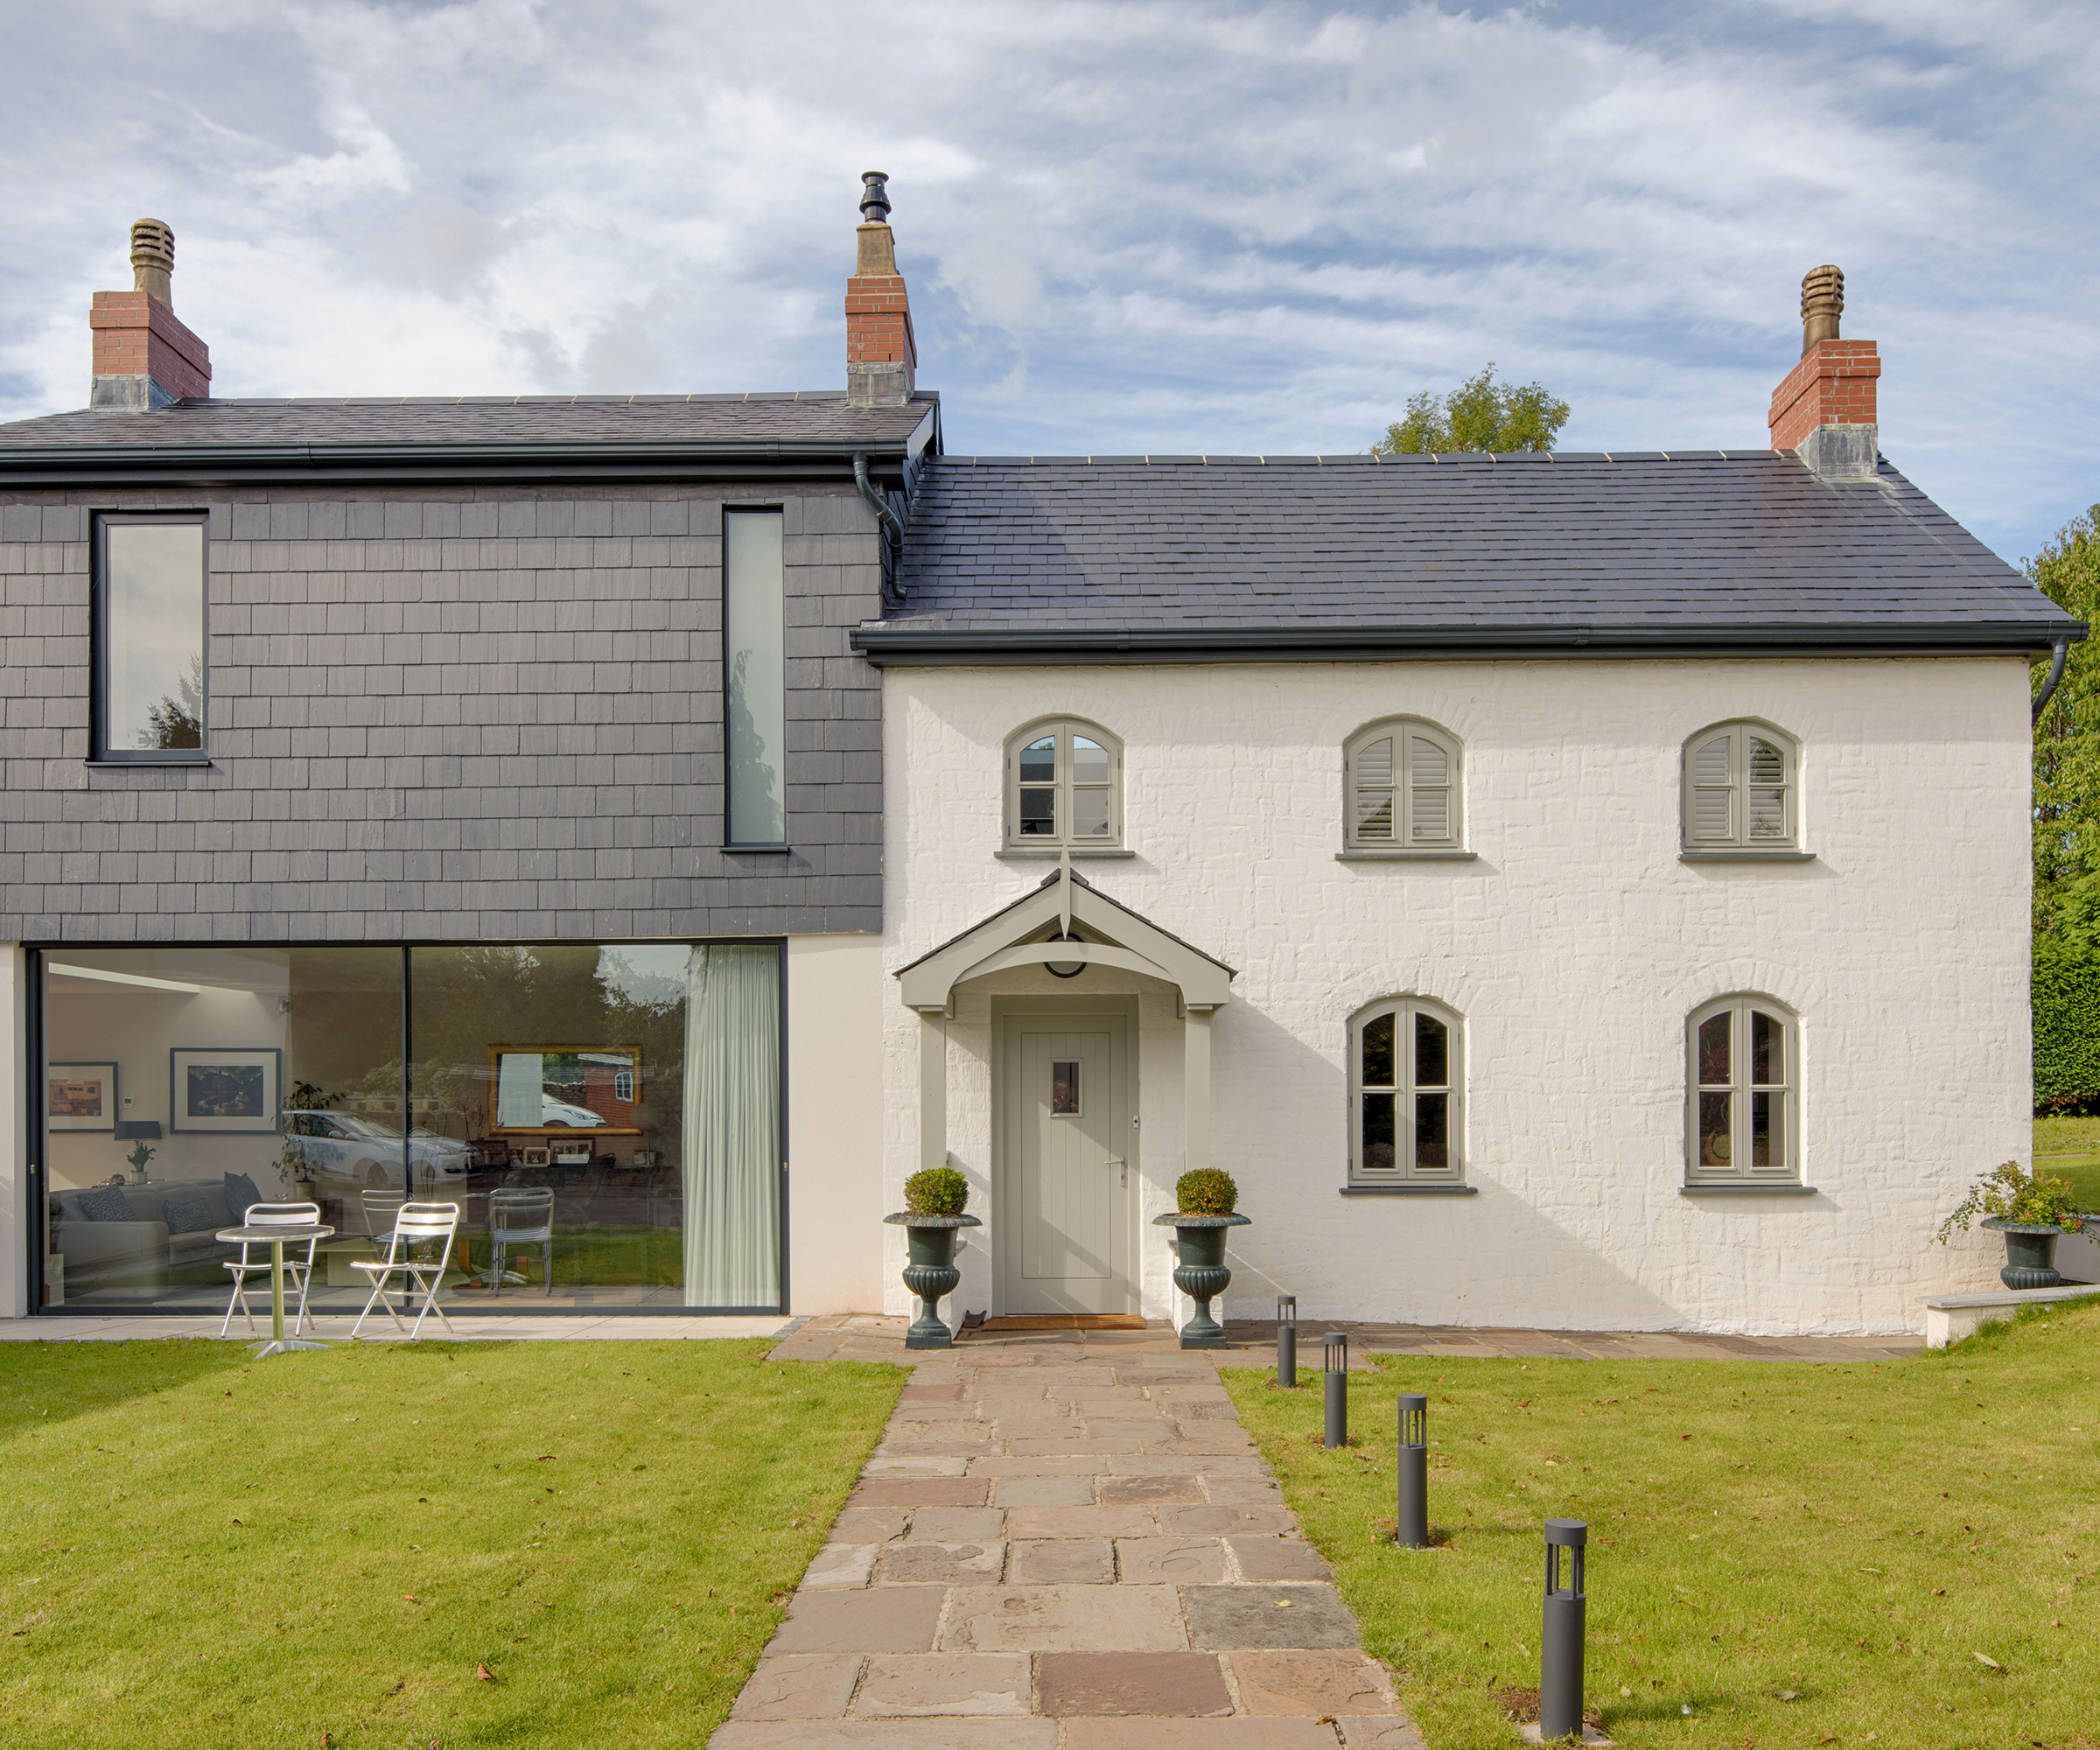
2030,507,2100,945
1373,363,1571,456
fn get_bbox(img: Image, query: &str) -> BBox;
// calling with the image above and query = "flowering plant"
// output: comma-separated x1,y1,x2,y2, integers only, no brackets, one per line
1935,1160,2082,1243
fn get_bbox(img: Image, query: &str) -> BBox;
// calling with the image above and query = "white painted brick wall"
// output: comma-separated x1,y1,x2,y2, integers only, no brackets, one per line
880,657,2034,1337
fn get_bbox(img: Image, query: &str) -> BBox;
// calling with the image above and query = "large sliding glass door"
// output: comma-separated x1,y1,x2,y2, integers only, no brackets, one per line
35,941,783,1315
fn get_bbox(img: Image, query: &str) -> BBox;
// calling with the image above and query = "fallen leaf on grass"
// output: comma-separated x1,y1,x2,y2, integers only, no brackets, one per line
1974,1651,2002,1670
402,1595,418,1604
536,1454,556,1460
475,1662,495,1682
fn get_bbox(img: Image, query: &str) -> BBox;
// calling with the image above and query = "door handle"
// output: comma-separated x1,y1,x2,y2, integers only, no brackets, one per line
1105,1156,1128,1186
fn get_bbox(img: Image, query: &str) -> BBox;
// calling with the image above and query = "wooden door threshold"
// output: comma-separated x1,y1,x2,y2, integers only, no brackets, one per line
975,1314,1150,1331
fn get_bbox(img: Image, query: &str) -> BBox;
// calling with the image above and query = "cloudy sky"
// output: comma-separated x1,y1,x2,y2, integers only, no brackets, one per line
1,0,2094,563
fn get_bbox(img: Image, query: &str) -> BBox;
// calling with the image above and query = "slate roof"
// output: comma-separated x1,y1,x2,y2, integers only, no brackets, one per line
862,452,2078,658
0,392,935,450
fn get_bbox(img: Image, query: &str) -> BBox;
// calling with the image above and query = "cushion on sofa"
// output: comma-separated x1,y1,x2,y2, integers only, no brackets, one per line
162,1195,218,1236
224,1172,265,1221
75,1186,138,1222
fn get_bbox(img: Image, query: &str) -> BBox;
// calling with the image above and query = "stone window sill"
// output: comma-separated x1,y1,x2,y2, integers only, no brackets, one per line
1336,849,1477,862
723,842,791,855
1681,1183,1818,1195
1678,850,1816,863
997,848,1137,860
85,759,213,769
1340,1183,1478,1195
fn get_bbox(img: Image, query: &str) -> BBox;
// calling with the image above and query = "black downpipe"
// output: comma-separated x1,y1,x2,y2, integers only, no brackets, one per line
853,452,906,602
2034,636,2072,725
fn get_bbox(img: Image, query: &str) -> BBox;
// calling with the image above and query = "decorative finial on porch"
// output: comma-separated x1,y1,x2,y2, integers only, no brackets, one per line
1059,846,1074,937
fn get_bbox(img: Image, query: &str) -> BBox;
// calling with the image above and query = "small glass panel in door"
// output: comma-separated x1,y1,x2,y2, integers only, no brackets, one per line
1051,1060,1080,1116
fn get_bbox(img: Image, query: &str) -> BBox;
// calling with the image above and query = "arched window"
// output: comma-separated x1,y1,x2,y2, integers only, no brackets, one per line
1344,719,1462,850
1004,718,1123,850
1348,998,1463,1185
1682,722,1799,850
1688,996,1799,1182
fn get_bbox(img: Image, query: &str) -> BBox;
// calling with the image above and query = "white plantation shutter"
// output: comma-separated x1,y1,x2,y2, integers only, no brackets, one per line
1689,733,1735,843
1346,720,1461,850
1354,737,1396,840
1408,734,1452,844
1684,724,1797,850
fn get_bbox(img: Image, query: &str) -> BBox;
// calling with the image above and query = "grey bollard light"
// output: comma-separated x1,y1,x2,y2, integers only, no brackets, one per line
1322,1329,1349,1448
1539,1519,1588,1742
1395,1393,1430,1547
1277,1294,1298,1389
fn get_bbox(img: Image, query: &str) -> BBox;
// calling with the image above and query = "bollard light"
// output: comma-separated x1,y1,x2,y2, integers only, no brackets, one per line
1322,1329,1349,1448
1395,1393,1430,1548
1539,1519,1588,1742
1276,1295,1298,1389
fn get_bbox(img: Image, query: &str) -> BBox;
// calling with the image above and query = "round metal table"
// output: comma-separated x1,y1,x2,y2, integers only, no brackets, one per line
214,1223,335,1355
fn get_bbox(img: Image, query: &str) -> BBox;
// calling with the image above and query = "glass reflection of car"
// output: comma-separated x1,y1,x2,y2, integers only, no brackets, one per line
538,1096,607,1128
281,1110,477,1194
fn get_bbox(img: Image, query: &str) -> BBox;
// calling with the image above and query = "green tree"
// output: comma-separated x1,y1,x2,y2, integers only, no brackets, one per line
2030,506,2100,945
1373,363,1571,456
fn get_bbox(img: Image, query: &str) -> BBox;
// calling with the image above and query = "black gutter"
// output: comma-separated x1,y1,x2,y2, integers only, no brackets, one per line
0,436,927,491
851,620,2090,665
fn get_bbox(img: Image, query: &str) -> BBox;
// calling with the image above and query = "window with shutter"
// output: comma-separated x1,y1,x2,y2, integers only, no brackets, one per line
1686,996,1799,1182
1681,722,1798,851
1004,718,1124,850
1345,719,1462,851
1348,998,1464,1184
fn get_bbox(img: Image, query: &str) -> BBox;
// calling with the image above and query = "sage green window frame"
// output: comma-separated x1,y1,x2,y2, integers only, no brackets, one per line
1348,997,1463,1186
1682,720,1799,851
1687,995,1799,1185
1004,718,1124,850
1343,718,1462,850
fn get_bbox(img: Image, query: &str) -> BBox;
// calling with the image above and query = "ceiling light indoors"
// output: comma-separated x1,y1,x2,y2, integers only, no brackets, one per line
47,962,204,995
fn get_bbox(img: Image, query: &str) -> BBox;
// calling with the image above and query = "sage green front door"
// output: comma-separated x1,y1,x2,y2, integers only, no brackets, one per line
996,1010,1136,1315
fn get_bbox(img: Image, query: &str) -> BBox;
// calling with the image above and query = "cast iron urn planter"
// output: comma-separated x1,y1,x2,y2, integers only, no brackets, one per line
1981,1215,2070,1291
884,1212,982,1348
1152,1211,1252,1349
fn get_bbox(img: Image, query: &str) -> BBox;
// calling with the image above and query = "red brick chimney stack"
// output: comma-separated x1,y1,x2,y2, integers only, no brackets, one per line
845,172,915,406
90,219,212,410
1768,264,1878,476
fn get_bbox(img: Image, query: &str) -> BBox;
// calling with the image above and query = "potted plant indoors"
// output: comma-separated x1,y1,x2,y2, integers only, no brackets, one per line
1152,1167,1251,1349
1936,1159,2085,1290
884,1166,983,1350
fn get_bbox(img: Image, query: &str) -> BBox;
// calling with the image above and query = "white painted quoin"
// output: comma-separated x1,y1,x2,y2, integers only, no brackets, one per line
879,656,2037,1336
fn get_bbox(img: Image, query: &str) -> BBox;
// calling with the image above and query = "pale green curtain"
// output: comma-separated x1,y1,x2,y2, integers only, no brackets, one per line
682,944,782,1308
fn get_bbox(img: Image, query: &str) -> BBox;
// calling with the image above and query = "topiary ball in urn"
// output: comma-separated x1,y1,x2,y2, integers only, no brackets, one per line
886,1167,981,1349
1154,1168,1250,1349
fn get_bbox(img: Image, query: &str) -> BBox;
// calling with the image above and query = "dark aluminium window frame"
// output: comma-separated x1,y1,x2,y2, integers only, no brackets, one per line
23,936,792,1319
722,503,790,853
90,509,212,765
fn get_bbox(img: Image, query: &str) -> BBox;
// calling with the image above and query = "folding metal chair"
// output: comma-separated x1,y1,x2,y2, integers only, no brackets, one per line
348,1202,460,1340
486,1186,556,1298
220,1201,323,1339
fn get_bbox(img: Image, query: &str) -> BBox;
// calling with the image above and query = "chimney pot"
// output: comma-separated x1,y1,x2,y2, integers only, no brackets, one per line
1800,263,1843,354
858,171,892,225
130,218,175,309
846,172,915,405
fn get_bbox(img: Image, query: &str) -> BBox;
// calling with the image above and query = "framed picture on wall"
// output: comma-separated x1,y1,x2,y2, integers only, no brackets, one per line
170,1048,281,1134
47,1062,119,1132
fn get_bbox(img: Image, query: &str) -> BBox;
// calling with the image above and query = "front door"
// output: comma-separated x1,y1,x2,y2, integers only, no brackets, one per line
996,1008,1135,1315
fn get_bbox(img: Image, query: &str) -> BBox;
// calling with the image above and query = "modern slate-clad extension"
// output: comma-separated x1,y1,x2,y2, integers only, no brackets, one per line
2,197,933,1321
858,268,2082,1338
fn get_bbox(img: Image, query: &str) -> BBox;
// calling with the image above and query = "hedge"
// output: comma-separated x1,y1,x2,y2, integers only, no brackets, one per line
2034,937,2100,1112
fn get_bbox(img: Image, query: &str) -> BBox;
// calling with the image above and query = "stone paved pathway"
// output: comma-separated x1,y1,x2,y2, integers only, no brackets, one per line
713,1323,1425,1748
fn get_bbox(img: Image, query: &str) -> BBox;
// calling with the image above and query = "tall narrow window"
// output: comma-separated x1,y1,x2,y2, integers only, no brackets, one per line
94,514,206,761
724,509,786,845
1688,996,1799,1182
1344,718,1462,850
1682,722,1798,850
1349,998,1462,1184
1004,718,1123,850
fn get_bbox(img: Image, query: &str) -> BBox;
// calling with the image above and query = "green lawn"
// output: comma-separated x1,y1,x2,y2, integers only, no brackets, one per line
1224,1302,2100,1750
0,1338,901,1748
2032,1115,2100,1209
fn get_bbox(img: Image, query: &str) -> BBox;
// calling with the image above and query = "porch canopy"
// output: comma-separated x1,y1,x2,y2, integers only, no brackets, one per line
895,858,1236,1178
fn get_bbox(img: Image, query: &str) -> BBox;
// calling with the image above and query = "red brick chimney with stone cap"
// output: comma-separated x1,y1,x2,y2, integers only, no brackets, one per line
1768,264,1878,476
845,172,915,406
90,219,212,410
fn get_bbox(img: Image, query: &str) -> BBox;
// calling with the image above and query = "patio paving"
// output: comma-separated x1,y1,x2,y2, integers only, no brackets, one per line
718,1319,1426,1749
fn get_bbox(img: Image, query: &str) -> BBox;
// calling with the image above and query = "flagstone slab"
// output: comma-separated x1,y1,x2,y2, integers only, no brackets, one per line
1157,1504,1296,1537
990,1474,1098,1506
973,1457,1105,1479
1006,1537,1116,1585
802,1544,878,1589
1182,1585,1361,1650
851,1478,990,1508
1056,1718,1342,1747
904,1508,1006,1542
1336,1718,1433,1748
710,1723,1060,1749
850,1653,1032,1718
1227,1536,1333,1583
830,1508,909,1544
1098,1473,1203,1505
938,1584,1187,1653
874,1541,1006,1586
1226,1649,1398,1716
1114,1536,1231,1583
1003,1505,1158,1541
770,1586,948,1655
728,1654,864,1721
1036,1651,1233,1718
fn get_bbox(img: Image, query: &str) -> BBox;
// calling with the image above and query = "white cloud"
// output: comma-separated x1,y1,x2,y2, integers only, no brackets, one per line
0,0,2093,558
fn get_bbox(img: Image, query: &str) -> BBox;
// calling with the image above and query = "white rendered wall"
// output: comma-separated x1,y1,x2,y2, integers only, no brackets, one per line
787,934,886,1314
881,658,2034,1337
